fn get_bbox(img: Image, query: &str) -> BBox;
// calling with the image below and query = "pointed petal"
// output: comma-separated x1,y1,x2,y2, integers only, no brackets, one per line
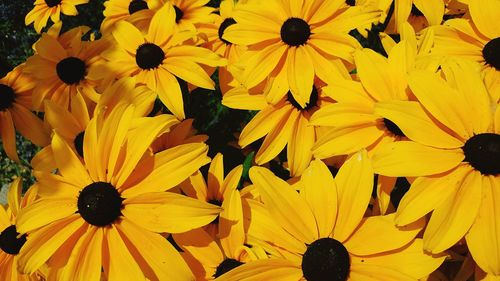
173,228,223,268
287,47,314,107
112,21,145,54
468,0,500,39
333,150,373,242
16,199,77,234
52,132,92,187
219,189,245,258
287,113,315,176
215,259,302,281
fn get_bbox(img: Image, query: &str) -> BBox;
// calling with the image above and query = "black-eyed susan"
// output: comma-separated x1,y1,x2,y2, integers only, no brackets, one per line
217,152,445,281
196,0,248,94
97,3,226,119
0,65,50,162
25,0,88,33
222,0,380,107
178,153,242,236
15,103,222,280
0,179,39,281
101,0,162,34
372,59,500,276
24,27,108,110
228,85,333,177
432,0,500,102
174,154,265,279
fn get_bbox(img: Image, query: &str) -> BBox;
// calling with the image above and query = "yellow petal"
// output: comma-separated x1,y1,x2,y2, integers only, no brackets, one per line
0,110,19,162
215,259,302,281
222,87,267,110
241,44,287,89
344,214,424,256
310,103,377,128
11,104,50,147
374,101,464,148
219,189,245,258
116,219,195,280
155,67,185,120
51,132,92,187
300,159,337,238
413,0,445,26
372,141,464,177
465,176,500,276
17,215,85,274
33,170,80,198
395,165,470,226
112,21,145,54
468,0,500,39
238,103,289,148
147,4,174,46
250,166,318,244
173,228,223,268
121,143,210,196
122,192,221,233
287,113,315,176
333,150,373,242
164,57,214,90
104,225,145,280
7,178,22,218
287,46,314,108
16,199,77,234
424,169,482,253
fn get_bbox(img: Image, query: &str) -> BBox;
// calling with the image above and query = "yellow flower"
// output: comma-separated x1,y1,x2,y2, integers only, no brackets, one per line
372,59,500,276
227,85,333,177
98,3,226,119
24,27,108,110
0,178,40,281
217,152,444,281
196,0,248,94
0,65,50,162
25,0,88,33
432,0,500,102
223,0,380,107
15,103,221,280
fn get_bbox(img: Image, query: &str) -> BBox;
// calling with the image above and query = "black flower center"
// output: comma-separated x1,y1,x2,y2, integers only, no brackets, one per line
281,17,311,46
45,0,61,7
136,43,165,70
56,57,86,85
345,0,355,6
0,84,15,111
302,238,350,281
74,131,85,158
483,37,500,70
383,118,405,137
462,133,500,175
410,4,424,16
174,5,184,23
128,0,148,14
77,182,124,227
213,258,244,278
287,87,318,111
218,18,237,45
0,225,26,255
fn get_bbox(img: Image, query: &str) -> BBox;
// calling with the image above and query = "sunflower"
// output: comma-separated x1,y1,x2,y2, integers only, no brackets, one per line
0,178,40,281
0,65,50,162
222,0,380,107
24,27,108,111
178,153,242,236
216,152,445,281
25,0,88,33
15,102,222,280
97,3,226,119
431,0,500,101
371,59,500,276
196,0,248,94
174,155,263,279
227,85,333,177
101,0,162,34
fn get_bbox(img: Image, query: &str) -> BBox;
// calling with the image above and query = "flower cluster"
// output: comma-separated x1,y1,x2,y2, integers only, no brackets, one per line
0,0,498,280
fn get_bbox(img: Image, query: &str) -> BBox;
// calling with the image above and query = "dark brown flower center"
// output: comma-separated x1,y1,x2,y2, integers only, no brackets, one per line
77,182,124,226
214,258,244,278
462,133,500,175
136,43,165,70
287,87,318,111
0,225,26,255
0,84,15,111
219,18,237,45
302,238,350,281
345,0,355,6
74,131,85,158
483,37,500,70
45,0,61,7
56,57,86,85
281,17,311,46
174,5,183,23
383,118,405,137
128,0,148,14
